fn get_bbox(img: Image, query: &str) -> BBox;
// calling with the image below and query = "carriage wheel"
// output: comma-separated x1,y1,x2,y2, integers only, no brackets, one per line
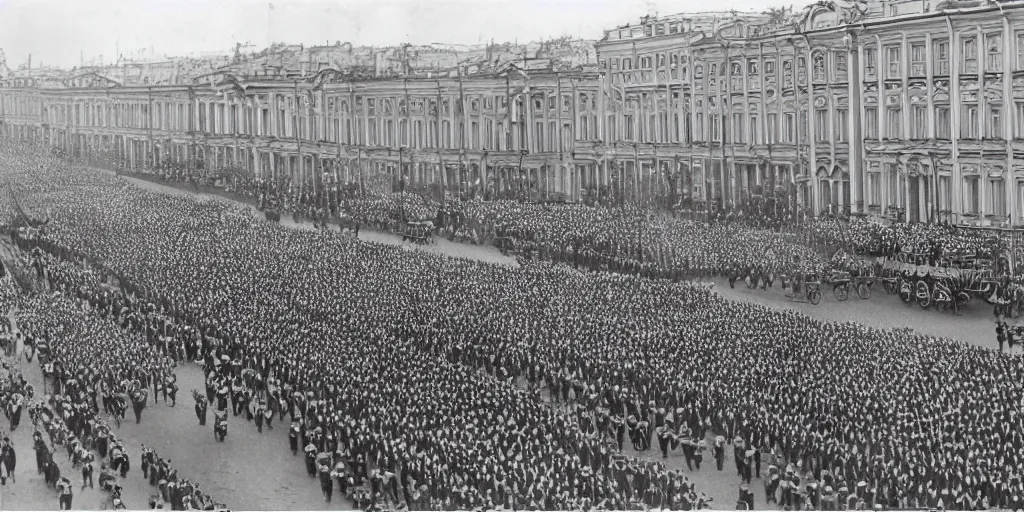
809,288,822,305
857,282,871,300
833,283,849,301
916,280,931,309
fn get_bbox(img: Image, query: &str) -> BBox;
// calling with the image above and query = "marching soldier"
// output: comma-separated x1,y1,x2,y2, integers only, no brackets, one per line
657,422,675,459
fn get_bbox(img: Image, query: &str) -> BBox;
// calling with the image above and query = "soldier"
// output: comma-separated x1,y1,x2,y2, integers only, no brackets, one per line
714,436,726,471
0,437,14,484
194,392,207,426
57,476,73,510
657,422,675,459
318,459,334,502
79,452,93,490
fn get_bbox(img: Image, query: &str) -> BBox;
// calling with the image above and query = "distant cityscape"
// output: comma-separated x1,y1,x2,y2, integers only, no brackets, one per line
2,0,1024,226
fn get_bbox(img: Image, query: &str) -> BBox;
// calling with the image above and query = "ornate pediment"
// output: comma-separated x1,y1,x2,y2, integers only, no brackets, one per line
984,163,1005,178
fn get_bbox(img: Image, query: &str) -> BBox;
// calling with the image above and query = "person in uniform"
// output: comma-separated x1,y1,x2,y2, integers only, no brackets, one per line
81,453,93,489
194,391,207,426
657,422,675,459
57,475,74,510
318,459,334,502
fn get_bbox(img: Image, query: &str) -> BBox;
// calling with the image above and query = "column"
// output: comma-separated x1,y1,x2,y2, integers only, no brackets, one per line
882,163,889,210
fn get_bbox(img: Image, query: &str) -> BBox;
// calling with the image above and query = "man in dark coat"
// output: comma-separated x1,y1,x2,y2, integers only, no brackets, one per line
0,437,15,483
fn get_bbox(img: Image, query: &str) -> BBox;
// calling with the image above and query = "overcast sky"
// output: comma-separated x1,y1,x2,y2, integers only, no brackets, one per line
0,0,815,69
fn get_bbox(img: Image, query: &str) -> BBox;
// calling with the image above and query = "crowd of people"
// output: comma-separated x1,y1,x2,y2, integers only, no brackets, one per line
0,140,1023,511
331,190,1012,285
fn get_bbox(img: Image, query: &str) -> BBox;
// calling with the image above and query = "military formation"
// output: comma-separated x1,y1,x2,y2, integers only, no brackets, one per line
0,139,1020,511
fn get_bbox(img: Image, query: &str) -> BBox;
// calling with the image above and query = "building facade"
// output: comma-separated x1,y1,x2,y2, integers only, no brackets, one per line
3,0,1024,225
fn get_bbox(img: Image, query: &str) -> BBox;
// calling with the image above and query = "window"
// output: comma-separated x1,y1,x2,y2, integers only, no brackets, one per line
939,176,952,211
767,113,778,143
834,108,848,142
986,34,1002,72
963,37,978,73
867,171,882,206
1018,32,1024,70
1016,102,1024,138
784,113,795,143
865,107,878,139
834,52,847,80
936,106,951,139
961,104,979,138
710,114,720,142
733,114,744,143
765,60,776,75
694,113,703,141
934,40,949,75
749,114,759,144
990,178,1007,216
888,164,904,207
812,53,826,82
989,105,1003,139
887,46,901,79
964,176,980,214
911,105,927,139
886,107,902,139
625,115,635,141
815,110,828,141
864,48,877,78
748,58,759,75
911,43,926,76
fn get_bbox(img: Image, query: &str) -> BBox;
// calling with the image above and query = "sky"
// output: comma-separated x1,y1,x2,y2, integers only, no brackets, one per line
0,0,817,69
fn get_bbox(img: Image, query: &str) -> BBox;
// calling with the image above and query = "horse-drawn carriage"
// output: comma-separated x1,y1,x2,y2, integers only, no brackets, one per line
826,271,875,301
402,219,434,245
823,249,878,301
880,255,1001,313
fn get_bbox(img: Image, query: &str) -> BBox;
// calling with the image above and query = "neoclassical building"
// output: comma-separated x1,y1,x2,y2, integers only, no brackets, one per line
3,0,1024,225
